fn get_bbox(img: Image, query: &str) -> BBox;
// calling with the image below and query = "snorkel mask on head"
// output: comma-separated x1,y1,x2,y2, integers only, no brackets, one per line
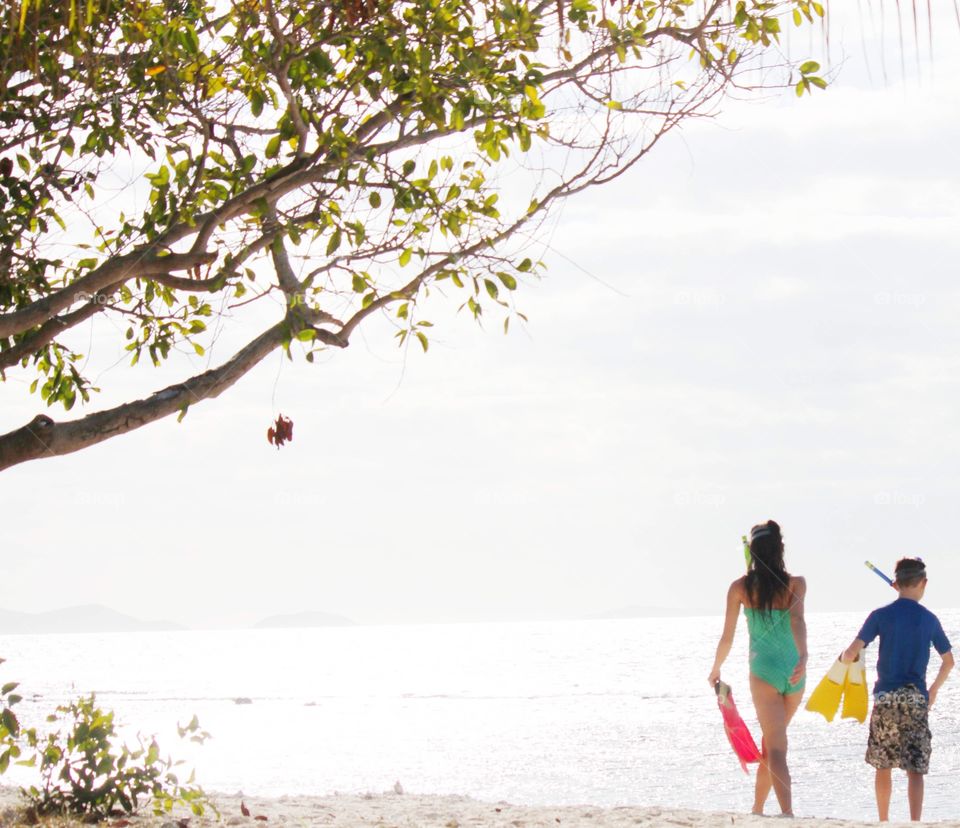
743,524,776,570
894,557,927,585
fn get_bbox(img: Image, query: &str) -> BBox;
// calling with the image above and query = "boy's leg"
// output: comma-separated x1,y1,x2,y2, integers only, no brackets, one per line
907,772,924,821
874,768,892,822
866,691,898,822
900,686,931,822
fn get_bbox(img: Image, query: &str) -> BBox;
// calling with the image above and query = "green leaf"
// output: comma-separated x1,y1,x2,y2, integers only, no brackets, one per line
483,278,499,300
398,248,412,267
799,60,821,75
2,709,19,738
415,331,429,352
326,228,342,256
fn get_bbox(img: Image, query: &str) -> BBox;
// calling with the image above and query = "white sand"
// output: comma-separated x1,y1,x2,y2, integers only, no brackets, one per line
1,787,954,828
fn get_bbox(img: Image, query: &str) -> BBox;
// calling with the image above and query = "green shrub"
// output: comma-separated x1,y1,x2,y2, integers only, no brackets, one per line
20,694,212,820
0,659,26,773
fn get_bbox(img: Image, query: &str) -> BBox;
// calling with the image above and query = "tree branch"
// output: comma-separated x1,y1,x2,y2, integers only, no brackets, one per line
0,309,344,471
0,249,217,339
0,294,108,374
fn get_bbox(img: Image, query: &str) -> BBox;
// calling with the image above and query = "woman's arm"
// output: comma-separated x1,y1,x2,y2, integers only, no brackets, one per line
788,575,808,684
708,580,742,686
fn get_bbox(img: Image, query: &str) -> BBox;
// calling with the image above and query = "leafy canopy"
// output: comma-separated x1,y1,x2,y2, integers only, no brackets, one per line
0,0,824,470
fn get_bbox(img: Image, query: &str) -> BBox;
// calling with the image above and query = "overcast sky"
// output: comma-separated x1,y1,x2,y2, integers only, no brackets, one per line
2,6,959,629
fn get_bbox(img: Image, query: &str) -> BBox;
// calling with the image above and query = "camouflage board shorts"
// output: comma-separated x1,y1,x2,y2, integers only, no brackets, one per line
866,684,932,774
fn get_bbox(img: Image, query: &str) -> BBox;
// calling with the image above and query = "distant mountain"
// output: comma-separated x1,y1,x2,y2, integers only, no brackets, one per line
592,605,719,619
253,610,356,629
0,604,184,634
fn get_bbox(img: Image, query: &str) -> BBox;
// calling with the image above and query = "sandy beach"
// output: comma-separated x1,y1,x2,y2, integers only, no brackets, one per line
1,787,955,828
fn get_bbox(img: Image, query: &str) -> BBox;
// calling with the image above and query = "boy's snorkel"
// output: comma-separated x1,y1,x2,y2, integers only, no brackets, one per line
864,560,896,589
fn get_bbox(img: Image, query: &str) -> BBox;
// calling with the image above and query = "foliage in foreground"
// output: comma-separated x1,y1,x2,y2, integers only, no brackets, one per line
21,696,211,820
0,661,209,820
0,0,826,469
0,661,26,772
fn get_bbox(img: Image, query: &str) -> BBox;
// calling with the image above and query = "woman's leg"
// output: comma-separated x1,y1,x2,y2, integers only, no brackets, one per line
752,736,772,815
752,690,804,814
750,675,804,815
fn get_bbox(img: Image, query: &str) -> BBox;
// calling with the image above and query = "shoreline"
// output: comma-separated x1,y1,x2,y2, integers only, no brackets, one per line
0,788,952,827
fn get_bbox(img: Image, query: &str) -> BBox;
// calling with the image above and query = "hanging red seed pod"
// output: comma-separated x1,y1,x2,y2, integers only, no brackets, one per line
266,414,294,449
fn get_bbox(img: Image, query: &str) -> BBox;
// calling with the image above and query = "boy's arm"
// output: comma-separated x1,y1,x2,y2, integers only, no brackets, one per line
841,639,866,663
928,650,954,708
842,610,879,663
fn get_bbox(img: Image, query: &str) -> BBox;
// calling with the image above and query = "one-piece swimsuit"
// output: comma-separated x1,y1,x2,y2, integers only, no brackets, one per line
744,607,805,694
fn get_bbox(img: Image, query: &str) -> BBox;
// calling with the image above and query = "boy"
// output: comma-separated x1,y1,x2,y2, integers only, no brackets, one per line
842,557,954,822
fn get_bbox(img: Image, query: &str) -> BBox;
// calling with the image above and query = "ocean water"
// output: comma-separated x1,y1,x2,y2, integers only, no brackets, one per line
1,610,958,822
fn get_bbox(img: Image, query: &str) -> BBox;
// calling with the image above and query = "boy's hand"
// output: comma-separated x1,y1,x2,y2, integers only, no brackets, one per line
929,686,939,708
708,668,720,687
841,640,865,664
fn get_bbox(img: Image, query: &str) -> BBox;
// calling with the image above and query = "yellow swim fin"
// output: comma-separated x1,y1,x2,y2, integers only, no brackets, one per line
805,658,849,722
841,654,868,723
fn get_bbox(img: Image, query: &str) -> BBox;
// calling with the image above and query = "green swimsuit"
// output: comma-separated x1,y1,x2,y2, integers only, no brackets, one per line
744,608,805,695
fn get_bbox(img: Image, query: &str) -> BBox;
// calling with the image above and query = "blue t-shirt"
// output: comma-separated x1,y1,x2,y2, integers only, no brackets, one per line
857,597,952,698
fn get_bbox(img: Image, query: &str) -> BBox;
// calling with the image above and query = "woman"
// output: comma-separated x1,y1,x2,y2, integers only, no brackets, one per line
708,520,808,817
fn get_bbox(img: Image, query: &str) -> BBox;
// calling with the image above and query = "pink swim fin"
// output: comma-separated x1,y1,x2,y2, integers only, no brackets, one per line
715,680,762,773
